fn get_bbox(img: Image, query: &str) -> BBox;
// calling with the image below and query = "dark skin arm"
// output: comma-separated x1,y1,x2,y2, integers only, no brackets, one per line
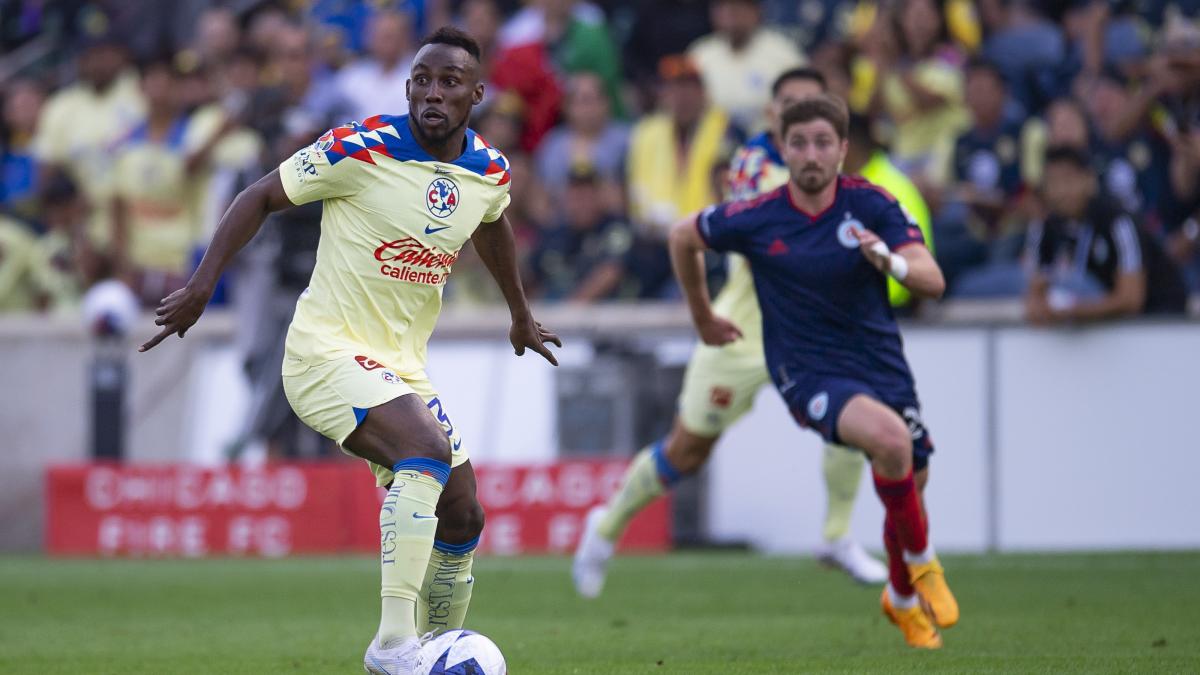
470,213,562,365
139,169,293,352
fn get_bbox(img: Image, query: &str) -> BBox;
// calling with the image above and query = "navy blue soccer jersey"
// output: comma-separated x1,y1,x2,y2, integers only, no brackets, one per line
696,175,926,404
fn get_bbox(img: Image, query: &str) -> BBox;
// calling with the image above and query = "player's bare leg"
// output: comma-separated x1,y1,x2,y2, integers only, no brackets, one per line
345,393,453,674
417,460,484,635
573,418,717,598
837,394,954,648
815,443,888,584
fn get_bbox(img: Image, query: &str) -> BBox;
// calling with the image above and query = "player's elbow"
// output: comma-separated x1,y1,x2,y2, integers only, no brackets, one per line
668,217,703,257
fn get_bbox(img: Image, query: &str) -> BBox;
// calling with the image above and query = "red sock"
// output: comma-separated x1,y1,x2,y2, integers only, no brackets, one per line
872,470,928,554
884,515,914,595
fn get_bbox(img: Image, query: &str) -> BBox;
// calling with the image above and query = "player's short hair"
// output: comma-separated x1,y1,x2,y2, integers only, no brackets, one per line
771,67,827,97
421,26,482,63
1043,144,1091,171
779,94,849,140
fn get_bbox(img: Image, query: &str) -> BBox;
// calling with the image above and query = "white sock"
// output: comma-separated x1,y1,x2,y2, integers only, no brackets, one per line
903,543,936,566
888,583,918,609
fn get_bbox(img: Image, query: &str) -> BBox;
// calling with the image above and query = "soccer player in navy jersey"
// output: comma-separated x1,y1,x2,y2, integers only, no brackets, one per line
668,94,957,649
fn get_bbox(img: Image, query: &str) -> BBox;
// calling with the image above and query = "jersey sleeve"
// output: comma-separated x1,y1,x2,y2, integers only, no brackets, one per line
696,201,754,254
1110,214,1143,274
870,196,927,251
481,183,511,223
278,129,373,205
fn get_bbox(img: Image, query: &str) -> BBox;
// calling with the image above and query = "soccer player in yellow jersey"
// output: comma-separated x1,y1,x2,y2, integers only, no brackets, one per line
575,67,932,596
140,28,560,674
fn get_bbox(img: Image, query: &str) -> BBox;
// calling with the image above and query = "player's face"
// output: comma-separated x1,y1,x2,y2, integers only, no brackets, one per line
767,78,824,132
407,44,484,145
781,119,847,194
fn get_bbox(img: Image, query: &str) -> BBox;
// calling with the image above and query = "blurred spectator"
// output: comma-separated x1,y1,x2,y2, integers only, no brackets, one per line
531,163,635,301
337,11,416,120
458,0,504,81
474,92,526,155
193,7,240,68
1025,146,1187,324
842,112,933,309
0,176,85,313
1078,67,1177,231
622,0,711,109
249,24,353,150
977,0,1067,111
627,56,730,238
31,32,145,253
936,58,1034,291
111,59,232,306
859,0,968,191
493,0,624,149
0,78,45,224
626,55,733,297
535,72,629,203
688,0,806,133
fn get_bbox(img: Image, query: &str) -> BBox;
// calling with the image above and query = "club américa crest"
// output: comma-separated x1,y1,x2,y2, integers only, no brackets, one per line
426,177,460,218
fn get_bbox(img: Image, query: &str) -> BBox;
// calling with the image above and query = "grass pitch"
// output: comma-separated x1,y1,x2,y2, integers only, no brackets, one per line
1,551,1197,674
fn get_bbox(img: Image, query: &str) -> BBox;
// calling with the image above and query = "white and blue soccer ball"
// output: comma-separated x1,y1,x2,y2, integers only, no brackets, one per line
418,629,506,675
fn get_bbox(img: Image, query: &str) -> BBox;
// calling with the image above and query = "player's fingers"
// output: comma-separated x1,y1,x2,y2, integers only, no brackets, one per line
540,329,563,348
530,341,559,366
514,343,525,356
138,326,173,352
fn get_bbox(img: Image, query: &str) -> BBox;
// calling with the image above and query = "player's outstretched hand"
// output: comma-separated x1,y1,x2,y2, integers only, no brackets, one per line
510,317,563,366
138,285,211,352
852,227,891,274
697,315,743,346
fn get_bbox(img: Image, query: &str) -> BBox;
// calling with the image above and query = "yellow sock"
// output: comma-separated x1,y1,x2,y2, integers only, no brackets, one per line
822,443,866,541
418,541,477,635
378,459,448,645
596,442,674,541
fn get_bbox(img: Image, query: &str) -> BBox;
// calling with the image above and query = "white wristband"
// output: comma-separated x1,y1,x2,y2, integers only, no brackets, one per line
888,253,909,281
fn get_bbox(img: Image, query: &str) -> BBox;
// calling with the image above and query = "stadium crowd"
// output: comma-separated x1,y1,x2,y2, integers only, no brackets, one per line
1,0,1199,320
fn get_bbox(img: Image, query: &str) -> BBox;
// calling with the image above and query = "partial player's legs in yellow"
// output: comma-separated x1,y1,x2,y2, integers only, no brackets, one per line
575,420,716,597
417,461,485,635
595,420,715,540
821,443,865,541
341,394,455,652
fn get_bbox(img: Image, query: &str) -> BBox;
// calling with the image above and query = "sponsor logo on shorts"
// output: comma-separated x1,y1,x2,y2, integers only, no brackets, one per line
709,386,733,409
355,355,384,371
381,370,401,384
808,392,829,421
902,406,926,441
837,213,865,249
427,397,463,450
374,237,459,286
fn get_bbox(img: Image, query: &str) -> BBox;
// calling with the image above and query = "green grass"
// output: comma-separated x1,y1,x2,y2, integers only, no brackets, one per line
1,552,1198,673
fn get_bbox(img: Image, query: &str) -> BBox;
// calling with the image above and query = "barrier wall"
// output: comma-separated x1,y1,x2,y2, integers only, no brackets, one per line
4,311,1199,553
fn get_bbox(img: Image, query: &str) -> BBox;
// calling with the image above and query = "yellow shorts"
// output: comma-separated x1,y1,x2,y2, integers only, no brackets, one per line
677,340,772,437
282,350,468,486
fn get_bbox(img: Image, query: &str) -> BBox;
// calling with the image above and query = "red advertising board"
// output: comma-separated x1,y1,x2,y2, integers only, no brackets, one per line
45,461,670,557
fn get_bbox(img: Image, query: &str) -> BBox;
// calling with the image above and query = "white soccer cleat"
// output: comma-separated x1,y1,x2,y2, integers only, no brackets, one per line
815,537,889,585
364,634,422,675
572,506,615,599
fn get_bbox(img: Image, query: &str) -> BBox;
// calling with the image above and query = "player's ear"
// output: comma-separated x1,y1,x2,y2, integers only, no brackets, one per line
473,81,485,106
405,79,411,102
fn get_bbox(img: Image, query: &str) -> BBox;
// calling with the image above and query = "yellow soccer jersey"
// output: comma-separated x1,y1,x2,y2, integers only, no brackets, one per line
279,115,511,375
712,132,790,351
113,119,198,275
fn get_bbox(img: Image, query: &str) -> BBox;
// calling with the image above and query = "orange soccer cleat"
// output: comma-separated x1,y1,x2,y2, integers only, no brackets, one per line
881,588,942,649
909,557,959,628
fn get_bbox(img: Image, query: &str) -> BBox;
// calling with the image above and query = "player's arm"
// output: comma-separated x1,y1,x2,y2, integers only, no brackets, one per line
139,170,293,352
853,228,946,300
668,213,743,346
471,213,562,365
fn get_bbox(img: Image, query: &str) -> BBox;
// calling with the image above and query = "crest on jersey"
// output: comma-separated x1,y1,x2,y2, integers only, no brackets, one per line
426,177,460,218
837,213,865,249
808,392,829,421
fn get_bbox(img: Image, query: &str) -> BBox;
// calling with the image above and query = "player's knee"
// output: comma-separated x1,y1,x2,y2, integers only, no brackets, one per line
440,496,485,542
407,425,453,466
867,420,912,472
666,429,716,474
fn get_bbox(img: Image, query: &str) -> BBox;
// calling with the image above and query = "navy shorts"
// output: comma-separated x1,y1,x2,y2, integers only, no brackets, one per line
784,374,935,471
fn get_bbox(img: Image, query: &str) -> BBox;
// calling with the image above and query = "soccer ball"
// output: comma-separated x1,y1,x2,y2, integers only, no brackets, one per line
418,629,506,675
